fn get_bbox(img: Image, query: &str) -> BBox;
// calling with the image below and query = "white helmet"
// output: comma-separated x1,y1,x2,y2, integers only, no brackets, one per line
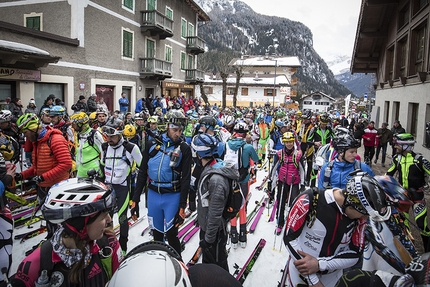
0,110,12,123
223,115,235,126
107,241,191,287
42,178,115,224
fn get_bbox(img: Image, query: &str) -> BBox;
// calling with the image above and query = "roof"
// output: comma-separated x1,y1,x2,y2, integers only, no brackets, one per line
204,74,291,86
350,0,398,74
302,92,335,102
230,56,301,68
185,0,211,22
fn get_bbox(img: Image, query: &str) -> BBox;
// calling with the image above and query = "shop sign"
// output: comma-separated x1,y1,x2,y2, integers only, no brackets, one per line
0,67,41,81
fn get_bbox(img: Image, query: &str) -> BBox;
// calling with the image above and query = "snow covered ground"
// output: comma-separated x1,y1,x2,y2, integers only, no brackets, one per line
10,167,288,286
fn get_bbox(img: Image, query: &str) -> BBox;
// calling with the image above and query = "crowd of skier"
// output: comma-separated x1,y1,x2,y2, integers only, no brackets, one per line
0,93,428,286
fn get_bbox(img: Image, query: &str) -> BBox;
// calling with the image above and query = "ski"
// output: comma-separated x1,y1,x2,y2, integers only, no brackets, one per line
178,215,198,239
268,200,278,222
141,226,151,236
278,261,289,287
114,216,145,236
246,195,266,227
14,215,43,229
249,198,267,234
233,238,267,283
255,176,269,191
186,246,202,267
180,225,200,250
17,226,48,243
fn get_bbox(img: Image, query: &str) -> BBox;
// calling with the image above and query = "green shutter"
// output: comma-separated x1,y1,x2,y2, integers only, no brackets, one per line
181,53,186,70
26,16,40,30
147,0,156,10
181,19,187,38
123,0,133,10
123,31,133,58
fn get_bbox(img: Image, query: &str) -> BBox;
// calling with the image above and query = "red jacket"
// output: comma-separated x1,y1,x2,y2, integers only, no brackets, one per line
21,127,72,187
362,125,378,147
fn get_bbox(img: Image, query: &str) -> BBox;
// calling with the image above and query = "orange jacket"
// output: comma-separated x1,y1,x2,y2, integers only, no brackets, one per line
21,127,72,187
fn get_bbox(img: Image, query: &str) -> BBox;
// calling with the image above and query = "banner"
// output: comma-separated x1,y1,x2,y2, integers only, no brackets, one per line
344,94,351,117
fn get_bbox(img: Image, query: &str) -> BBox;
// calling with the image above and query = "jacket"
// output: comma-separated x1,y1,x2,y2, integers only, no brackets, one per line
318,159,374,189
87,97,97,112
24,105,39,115
197,159,239,244
362,125,378,147
226,138,259,183
21,127,72,187
377,127,393,145
277,147,302,185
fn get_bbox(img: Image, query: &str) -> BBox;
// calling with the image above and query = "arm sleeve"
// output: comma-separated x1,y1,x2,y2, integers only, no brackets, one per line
317,164,328,188
205,176,227,244
133,142,150,203
42,134,72,182
179,143,192,209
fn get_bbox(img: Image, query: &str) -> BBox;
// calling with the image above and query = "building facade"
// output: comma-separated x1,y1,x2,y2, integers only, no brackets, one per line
301,92,335,112
351,0,430,158
0,0,209,114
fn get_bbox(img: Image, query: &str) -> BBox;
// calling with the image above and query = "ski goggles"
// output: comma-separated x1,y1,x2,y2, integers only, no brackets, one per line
102,126,122,136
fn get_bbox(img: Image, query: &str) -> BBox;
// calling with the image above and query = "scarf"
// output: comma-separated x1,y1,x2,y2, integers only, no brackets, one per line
51,227,92,268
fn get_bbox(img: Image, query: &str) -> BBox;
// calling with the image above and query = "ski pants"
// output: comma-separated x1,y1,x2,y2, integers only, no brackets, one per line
200,228,229,271
277,181,299,227
111,184,130,252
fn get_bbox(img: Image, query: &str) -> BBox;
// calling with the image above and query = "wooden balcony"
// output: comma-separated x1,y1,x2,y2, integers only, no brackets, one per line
139,58,172,80
141,10,173,39
186,36,205,55
185,69,205,84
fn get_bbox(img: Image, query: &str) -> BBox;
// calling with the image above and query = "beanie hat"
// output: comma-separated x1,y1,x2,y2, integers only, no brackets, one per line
79,95,85,100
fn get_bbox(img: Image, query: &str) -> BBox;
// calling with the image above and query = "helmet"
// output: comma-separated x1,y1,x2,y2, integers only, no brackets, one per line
275,119,287,129
319,114,330,124
375,175,413,213
224,115,235,126
96,108,108,116
0,110,12,123
233,122,249,134
334,127,352,137
332,134,360,153
134,113,143,121
17,113,39,131
123,124,136,138
302,110,312,119
70,112,89,125
42,178,115,225
107,241,191,287
295,110,302,117
147,116,158,124
191,134,218,158
393,133,415,151
282,132,295,143
155,107,162,114
166,110,187,127
344,172,390,221
102,117,124,136
40,107,50,116
186,110,194,117
199,116,217,129
49,105,66,116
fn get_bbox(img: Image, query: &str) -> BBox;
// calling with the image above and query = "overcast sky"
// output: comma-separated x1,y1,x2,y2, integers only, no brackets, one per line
241,0,362,62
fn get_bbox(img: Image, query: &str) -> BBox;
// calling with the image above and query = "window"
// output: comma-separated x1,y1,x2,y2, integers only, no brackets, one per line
397,37,408,77
384,101,390,123
241,88,248,96
413,0,427,15
303,101,312,105
393,101,400,122
180,52,186,70
385,46,394,81
146,39,155,58
147,0,156,10
398,4,410,30
122,29,133,59
203,87,213,94
228,88,236,95
264,89,276,96
411,23,427,74
409,102,419,136
123,0,134,11
181,19,187,38
187,23,194,37
25,13,42,31
187,55,193,69
165,45,172,62
165,7,173,19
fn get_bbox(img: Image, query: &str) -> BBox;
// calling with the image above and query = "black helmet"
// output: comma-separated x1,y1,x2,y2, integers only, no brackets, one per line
302,110,312,120
199,116,216,128
332,134,360,153
344,172,390,221
233,122,249,134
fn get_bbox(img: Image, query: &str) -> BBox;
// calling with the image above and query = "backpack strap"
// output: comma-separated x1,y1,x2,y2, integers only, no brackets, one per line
306,187,320,228
322,160,335,188
39,240,54,278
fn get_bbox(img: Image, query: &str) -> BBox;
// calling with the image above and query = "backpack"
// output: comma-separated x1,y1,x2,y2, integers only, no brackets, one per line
101,141,136,168
199,172,245,220
322,160,361,188
224,144,249,182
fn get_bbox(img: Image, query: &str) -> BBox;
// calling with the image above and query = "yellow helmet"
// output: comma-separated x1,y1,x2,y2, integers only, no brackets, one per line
282,132,295,143
123,124,136,138
89,112,97,121
70,112,89,125
147,116,158,124
295,110,302,117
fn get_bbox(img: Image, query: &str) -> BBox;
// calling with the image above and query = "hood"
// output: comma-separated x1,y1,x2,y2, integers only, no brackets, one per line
201,159,240,181
38,126,63,142
227,138,246,151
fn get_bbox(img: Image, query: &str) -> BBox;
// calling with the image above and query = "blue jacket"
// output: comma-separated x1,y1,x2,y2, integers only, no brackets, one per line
119,97,129,112
135,99,143,113
318,159,374,189
227,138,259,183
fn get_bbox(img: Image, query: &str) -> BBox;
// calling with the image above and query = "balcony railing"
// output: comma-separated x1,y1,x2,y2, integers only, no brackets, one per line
141,10,173,39
186,36,205,55
139,58,172,79
185,69,204,84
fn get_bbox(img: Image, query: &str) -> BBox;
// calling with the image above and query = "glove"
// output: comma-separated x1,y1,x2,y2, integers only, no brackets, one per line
15,173,22,182
174,207,185,228
300,184,306,192
130,201,140,221
199,239,212,249
33,175,44,184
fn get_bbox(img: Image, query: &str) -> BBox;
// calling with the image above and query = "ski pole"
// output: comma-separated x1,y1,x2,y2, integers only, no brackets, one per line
279,174,294,253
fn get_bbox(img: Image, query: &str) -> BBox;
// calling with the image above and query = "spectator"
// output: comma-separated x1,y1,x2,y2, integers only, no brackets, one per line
9,98,23,122
40,94,55,115
97,96,109,113
353,123,364,145
160,94,168,114
71,95,88,113
119,92,129,115
87,93,97,113
135,97,144,113
362,120,378,166
24,99,38,115
390,120,406,157
145,94,154,115
374,122,393,167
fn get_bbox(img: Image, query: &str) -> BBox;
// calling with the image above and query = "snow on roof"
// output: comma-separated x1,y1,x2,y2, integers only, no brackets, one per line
0,40,50,56
204,74,290,85
231,56,301,67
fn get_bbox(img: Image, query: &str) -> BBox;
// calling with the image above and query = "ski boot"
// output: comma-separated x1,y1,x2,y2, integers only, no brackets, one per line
230,227,238,249
239,224,247,248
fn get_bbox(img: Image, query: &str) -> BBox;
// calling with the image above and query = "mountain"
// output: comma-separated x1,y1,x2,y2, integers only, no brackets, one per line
194,0,353,98
326,55,375,97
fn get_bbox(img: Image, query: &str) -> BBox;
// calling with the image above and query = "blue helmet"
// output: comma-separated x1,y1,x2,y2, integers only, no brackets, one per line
191,134,218,158
49,105,66,116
